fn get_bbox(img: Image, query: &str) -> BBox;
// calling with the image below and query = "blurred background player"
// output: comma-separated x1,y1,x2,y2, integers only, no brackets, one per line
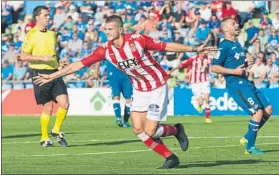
212,18,273,154
169,49,213,123
17,6,69,147
95,60,132,128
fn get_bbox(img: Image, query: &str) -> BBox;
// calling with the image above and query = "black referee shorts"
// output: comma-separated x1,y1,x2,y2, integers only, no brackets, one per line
31,69,68,105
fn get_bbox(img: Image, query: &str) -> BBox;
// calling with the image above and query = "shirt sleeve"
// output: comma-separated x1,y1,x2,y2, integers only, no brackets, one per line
180,58,194,68
141,34,167,51
21,32,33,54
212,47,227,66
81,46,106,67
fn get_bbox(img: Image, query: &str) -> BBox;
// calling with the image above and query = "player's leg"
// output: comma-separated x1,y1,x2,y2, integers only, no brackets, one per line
51,78,69,147
255,89,273,130
123,99,131,127
203,93,212,123
109,77,122,127
122,78,133,128
203,82,212,123
31,69,54,147
191,83,203,113
259,105,273,129
145,84,188,168
40,101,54,147
230,86,264,154
146,85,188,151
131,86,180,169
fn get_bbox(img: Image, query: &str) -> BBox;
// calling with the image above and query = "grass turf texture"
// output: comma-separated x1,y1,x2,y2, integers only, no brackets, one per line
2,116,279,174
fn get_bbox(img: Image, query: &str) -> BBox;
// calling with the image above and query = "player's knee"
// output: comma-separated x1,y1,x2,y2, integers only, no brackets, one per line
265,105,273,116
144,128,157,137
133,127,144,135
61,101,70,110
43,102,53,115
254,109,263,118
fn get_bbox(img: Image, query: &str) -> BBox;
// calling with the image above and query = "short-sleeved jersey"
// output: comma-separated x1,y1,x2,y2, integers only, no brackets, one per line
81,34,168,92
21,27,58,70
212,39,248,86
180,54,211,84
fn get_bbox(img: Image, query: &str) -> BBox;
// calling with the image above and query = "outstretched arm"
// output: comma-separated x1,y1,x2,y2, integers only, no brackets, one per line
33,46,106,86
169,58,194,74
33,61,85,86
143,34,217,53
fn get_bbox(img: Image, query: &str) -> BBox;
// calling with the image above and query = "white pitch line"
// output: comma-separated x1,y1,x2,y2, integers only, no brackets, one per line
2,142,279,158
2,136,279,145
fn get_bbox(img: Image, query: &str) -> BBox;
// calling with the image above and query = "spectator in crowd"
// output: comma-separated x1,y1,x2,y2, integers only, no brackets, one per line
3,44,18,64
13,35,22,52
133,15,146,34
213,74,226,89
208,14,221,45
221,1,238,21
173,2,186,29
249,58,267,88
268,28,279,50
144,12,159,35
68,32,83,54
272,12,279,30
12,60,27,89
53,6,67,29
63,16,75,30
196,19,212,45
2,60,13,90
248,38,262,59
245,20,259,48
199,2,212,22
270,52,279,67
67,5,79,22
260,11,272,28
159,2,174,23
264,58,279,88
258,29,268,52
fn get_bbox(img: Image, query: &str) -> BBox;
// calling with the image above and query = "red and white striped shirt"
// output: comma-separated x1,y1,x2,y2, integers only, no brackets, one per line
180,54,211,84
81,34,168,92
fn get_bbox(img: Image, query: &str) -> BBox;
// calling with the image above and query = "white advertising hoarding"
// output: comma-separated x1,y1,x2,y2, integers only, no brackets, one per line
67,88,174,116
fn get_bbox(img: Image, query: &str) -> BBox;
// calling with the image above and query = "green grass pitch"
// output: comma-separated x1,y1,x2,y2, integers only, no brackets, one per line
2,116,279,174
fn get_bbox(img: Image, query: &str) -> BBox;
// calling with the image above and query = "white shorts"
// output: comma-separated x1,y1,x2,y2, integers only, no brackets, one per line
191,81,211,97
131,84,168,121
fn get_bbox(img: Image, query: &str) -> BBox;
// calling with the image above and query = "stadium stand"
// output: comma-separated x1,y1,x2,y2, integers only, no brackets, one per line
1,1,279,90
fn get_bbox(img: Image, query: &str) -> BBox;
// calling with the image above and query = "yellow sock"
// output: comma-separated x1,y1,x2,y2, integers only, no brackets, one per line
53,107,68,134
40,112,50,141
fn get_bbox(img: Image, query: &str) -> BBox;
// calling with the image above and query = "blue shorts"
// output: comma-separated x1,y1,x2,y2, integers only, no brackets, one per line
108,75,133,99
228,81,270,115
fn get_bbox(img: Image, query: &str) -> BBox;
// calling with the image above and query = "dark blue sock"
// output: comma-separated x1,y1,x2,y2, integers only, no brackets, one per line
259,114,270,129
113,102,121,120
124,104,131,122
246,120,260,149
244,115,270,139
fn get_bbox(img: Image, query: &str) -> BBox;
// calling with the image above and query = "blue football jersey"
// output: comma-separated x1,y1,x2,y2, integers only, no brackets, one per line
105,60,128,78
212,39,248,85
